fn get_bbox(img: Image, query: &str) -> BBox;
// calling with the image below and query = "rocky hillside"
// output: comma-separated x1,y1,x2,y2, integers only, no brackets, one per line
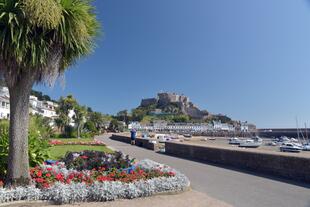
140,93,209,119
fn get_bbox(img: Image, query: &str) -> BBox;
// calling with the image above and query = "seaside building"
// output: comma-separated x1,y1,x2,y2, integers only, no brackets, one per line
0,95,10,119
0,86,59,121
129,121,218,133
213,121,235,131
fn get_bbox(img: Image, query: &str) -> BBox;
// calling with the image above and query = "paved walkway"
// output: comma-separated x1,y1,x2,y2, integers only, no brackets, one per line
2,191,231,207
98,134,310,207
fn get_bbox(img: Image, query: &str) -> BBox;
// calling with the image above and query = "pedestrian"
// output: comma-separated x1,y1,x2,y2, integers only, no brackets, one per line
130,128,136,145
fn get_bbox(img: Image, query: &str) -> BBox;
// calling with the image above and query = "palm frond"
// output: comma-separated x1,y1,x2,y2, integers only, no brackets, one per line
0,0,100,86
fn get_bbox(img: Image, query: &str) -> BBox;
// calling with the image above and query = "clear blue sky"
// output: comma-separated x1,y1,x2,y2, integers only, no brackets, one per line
35,0,310,128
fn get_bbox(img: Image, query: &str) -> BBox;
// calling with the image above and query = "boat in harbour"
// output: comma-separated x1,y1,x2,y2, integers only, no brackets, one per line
229,137,242,145
279,143,302,153
302,143,310,151
239,138,262,148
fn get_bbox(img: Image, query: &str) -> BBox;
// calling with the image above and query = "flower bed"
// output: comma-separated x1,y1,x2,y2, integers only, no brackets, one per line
49,139,106,146
0,151,190,205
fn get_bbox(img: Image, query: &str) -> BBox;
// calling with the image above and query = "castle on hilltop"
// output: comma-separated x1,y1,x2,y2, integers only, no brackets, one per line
140,92,208,119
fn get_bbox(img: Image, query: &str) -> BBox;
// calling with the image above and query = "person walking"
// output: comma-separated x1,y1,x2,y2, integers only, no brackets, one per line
130,128,137,145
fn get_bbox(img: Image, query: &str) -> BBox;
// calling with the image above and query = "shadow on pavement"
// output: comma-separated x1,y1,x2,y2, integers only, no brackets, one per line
157,151,310,189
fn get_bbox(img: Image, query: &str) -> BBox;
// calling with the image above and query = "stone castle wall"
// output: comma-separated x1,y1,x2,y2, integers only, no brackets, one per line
140,98,158,107
140,92,207,119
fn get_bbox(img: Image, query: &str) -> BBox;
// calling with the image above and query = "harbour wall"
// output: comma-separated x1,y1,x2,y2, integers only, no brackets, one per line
165,142,310,183
110,134,159,151
258,128,310,139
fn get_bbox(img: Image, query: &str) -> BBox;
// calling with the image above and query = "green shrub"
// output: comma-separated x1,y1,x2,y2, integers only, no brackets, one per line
64,126,77,138
28,130,50,167
0,121,9,178
29,115,53,139
0,120,50,179
80,132,93,138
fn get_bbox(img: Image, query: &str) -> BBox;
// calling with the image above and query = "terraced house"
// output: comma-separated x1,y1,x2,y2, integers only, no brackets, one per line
0,86,58,120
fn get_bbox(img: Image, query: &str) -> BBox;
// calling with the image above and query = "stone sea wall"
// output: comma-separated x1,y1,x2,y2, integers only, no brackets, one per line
165,142,310,183
110,134,159,151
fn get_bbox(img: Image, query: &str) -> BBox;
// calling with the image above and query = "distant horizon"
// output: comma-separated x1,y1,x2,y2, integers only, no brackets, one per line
35,0,310,128
32,87,309,129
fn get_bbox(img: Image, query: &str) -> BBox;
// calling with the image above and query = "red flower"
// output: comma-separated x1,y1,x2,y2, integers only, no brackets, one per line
66,179,71,184
37,170,42,177
168,171,176,176
45,173,51,178
80,155,88,159
56,173,64,181
68,173,75,180
47,167,52,171
36,178,44,183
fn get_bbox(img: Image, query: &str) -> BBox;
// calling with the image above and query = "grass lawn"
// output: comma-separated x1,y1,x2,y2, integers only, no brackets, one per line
51,138,94,143
49,145,113,160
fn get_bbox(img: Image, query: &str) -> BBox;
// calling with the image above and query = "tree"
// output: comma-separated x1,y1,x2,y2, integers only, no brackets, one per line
116,110,130,124
88,111,104,131
108,119,124,132
73,105,87,138
0,0,99,186
56,95,77,134
172,114,190,123
131,108,147,122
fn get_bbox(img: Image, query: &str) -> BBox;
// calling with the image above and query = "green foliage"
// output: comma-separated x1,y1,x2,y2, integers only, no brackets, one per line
28,130,50,167
29,114,53,139
31,90,54,102
63,125,77,138
0,121,9,178
55,95,77,135
57,95,77,118
131,108,147,122
0,0,100,72
172,114,190,123
116,110,130,123
0,120,50,178
73,104,87,137
162,103,181,114
108,119,125,132
49,145,112,160
84,121,97,132
23,0,62,30
55,95,109,139
210,114,233,124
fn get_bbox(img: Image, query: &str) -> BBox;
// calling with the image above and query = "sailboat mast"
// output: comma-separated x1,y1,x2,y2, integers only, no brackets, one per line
305,123,309,143
296,117,300,142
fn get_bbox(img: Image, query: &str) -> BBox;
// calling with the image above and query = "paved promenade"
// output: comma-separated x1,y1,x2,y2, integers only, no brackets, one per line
97,134,310,207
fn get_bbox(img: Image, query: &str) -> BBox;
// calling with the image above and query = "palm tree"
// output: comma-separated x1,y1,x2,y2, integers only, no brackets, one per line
0,0,100,186
56,95,78,134
73,105,87,138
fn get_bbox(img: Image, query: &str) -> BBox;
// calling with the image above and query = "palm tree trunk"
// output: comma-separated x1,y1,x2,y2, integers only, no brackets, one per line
77,124,81,138
6,73,34,186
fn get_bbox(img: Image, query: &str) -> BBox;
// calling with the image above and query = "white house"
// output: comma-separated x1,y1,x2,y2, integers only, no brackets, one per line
39,101,58,118
128,121,141,130
213,121,235,131
0,96,10,119
0,86,59,121
68,109,76,126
